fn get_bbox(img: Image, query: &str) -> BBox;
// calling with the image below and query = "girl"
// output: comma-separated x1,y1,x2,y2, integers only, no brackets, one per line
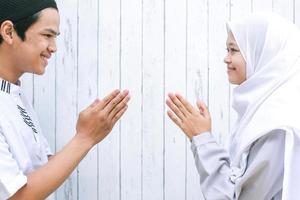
166,13,300,199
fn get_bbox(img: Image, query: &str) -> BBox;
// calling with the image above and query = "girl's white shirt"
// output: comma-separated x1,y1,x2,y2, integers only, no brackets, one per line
191,130,284,199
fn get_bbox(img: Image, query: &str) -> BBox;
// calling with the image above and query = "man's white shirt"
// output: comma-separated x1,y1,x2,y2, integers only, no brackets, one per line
0,78,52,199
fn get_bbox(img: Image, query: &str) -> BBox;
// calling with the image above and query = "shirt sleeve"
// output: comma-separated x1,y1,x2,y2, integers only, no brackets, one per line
191,132,234,199
191,130,285,200
39,133,53,157
0,127,27,199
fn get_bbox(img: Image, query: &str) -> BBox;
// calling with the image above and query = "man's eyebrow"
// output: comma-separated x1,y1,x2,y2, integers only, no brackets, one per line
44,28,60,36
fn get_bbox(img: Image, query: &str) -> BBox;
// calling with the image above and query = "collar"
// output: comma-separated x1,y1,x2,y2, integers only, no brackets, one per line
0,77,21,96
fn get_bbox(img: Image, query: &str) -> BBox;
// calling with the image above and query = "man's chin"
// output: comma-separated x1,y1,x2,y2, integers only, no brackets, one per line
32,67,46,75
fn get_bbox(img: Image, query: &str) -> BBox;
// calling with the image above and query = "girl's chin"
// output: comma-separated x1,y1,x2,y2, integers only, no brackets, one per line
228,76,238,85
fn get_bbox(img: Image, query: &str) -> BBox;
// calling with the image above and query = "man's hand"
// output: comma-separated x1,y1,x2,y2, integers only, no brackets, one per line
9,90,130,200
76,89,130,146
166,93,211,140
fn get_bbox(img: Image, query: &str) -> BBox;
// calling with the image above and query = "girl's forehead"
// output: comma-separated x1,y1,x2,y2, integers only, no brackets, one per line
226,32,238,46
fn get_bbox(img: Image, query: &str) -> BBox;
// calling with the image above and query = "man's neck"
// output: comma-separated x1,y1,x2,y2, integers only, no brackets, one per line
0,48,22,84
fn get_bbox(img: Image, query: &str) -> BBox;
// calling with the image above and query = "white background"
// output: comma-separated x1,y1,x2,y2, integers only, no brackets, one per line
21,0,300,199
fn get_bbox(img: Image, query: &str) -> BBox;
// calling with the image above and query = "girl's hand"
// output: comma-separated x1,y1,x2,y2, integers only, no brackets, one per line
166,93,211,140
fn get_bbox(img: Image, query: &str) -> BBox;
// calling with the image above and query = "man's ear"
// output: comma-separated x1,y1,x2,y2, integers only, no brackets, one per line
0,20,15,45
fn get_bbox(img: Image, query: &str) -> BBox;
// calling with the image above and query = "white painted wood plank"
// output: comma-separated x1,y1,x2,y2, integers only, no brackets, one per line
120,0,143,199
142,0,164,199
295,0,300,27
230,0,252,17
208,0,230,145
164,0,187,199
20,74,34,105
186,0,208,199
272,0,294,20
97,0,121,199
77,0,99,199
55,0,78,199
252,0,273,13
33,57,56,153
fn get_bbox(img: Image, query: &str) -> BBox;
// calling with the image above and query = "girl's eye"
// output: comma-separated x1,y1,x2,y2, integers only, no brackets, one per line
226,48,239,53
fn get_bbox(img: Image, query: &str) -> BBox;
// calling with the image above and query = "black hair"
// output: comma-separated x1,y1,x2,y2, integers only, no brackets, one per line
0,6,58,44
0,13,39,44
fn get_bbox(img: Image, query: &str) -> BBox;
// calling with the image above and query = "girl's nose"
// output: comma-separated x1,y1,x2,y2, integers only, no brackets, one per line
224,54,231,64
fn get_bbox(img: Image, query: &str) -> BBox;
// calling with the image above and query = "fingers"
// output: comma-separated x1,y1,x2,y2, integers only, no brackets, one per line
166,97,186,120
96,89,121,110
175,93,196,114
111,105,128,126
167,110,182,128
108,94,131,119
197,100,210,118
103,90,129,114
168,93,190,116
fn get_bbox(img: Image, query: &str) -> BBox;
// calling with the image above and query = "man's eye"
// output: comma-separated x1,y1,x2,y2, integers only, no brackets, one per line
43,34,52,38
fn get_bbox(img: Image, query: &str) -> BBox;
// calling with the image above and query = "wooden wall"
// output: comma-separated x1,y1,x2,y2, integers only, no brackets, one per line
20,0,300,199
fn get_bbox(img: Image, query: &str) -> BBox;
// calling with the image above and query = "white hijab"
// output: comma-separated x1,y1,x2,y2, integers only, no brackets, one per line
227,13,300,199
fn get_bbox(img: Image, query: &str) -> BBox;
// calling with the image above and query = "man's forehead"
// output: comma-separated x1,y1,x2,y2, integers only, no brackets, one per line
33,9,60,34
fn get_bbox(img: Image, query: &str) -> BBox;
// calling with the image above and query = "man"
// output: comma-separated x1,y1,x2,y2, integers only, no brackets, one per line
0,0,130,199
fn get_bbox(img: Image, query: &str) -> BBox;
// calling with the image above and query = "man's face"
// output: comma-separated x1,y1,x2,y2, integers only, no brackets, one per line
13,8,60,75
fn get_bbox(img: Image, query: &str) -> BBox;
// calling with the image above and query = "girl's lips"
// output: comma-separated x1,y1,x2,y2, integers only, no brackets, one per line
227,66,236,70
227,67,236,74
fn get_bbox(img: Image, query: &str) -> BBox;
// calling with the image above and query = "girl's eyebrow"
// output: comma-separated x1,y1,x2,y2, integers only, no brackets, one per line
227,42,237,46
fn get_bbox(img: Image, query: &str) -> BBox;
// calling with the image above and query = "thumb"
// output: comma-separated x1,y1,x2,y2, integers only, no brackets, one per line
196,100,210,118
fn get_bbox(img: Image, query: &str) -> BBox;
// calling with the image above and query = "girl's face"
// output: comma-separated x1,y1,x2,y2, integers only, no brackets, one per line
224,31,246,85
